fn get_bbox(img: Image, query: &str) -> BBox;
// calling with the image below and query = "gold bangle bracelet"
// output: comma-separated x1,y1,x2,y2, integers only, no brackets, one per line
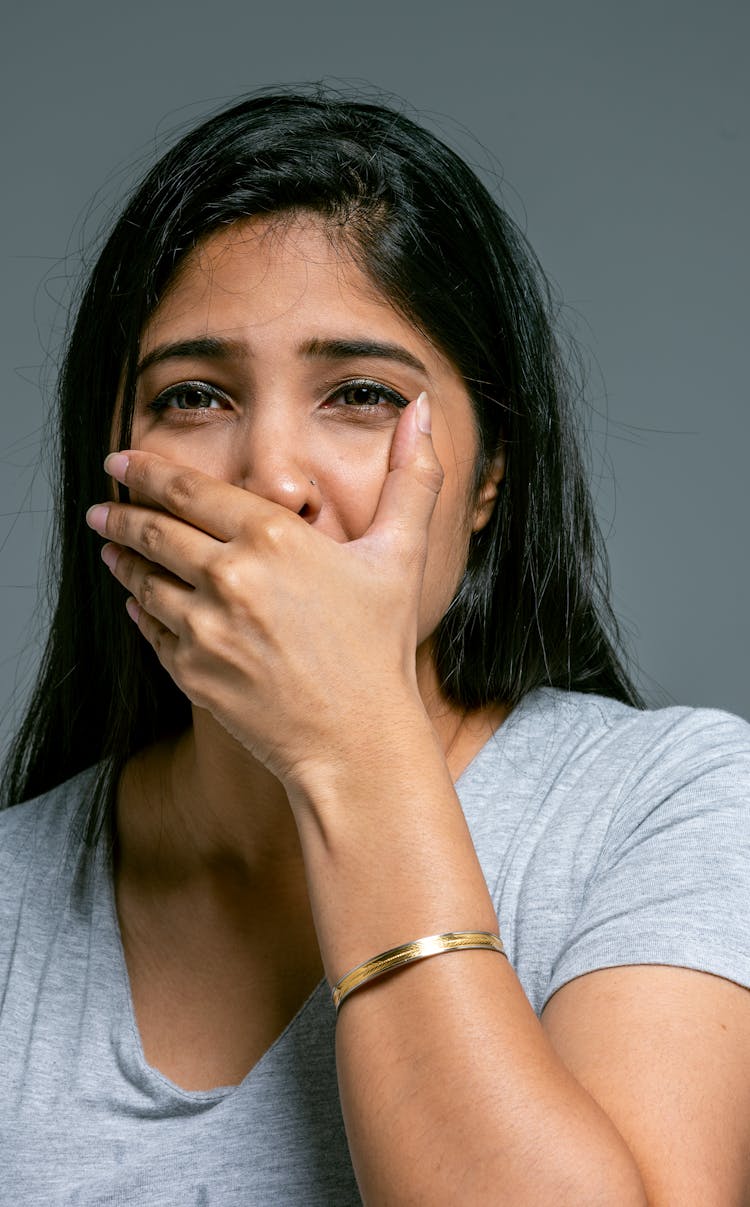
330,930,506,1014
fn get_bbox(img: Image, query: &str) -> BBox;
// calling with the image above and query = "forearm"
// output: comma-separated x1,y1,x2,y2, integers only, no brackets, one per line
289,708,648,1206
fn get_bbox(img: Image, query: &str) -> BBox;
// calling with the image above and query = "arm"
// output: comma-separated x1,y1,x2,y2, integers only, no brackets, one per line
88,402,749,1205
288,718,648,1205
542,965,750,1206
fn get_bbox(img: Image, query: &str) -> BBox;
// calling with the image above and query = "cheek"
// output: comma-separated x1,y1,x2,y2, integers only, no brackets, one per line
426,494,473,582
418,436,479,626
427,420,478,552
418,497,472,630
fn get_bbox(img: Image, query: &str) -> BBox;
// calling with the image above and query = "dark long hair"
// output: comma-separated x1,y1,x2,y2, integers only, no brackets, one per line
1,86,643,835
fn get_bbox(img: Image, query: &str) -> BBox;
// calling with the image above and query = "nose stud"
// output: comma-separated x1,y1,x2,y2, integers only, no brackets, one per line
309,478,316,486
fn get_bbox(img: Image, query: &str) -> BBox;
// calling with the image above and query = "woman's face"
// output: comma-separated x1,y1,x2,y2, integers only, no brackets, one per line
128,215,503,664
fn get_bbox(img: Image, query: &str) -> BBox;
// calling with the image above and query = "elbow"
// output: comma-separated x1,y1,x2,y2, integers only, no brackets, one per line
556,1147,649,1207
499,1135,649,1207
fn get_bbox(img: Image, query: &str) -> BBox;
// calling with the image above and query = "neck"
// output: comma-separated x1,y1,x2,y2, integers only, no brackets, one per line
115,652,507,885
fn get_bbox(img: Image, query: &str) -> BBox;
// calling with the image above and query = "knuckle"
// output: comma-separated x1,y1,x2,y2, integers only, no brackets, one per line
200,553,220,591
219,560,245,596
181,607,209,644
172,641,191,678
139,571,159,609
258,516,290,551
164,469,201,512
203,551,245,596
111,548,134,588
140,518,163,557
172,648,209,709
107,507,129,542
415,456,444,495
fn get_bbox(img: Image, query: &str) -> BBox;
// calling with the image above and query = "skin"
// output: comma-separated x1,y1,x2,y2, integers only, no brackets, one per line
121,215,507,787
85,215,750,1205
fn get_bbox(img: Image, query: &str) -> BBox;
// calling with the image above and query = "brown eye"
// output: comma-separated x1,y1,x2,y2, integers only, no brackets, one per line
342,385,385,407
327,379,409,410
171,388,218,409
147,382,228,413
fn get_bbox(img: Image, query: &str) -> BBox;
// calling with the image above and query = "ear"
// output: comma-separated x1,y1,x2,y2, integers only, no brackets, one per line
471,445,506,534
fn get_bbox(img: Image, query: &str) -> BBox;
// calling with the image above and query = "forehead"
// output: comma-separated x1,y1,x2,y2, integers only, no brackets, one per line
162,214,374,301
140,215,452,378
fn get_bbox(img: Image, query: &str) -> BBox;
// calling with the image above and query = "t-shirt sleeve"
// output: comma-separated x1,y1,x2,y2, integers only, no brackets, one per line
543,706,750,1008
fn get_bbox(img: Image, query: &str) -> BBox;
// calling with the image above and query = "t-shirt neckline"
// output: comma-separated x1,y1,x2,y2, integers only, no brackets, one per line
97,687,545,1104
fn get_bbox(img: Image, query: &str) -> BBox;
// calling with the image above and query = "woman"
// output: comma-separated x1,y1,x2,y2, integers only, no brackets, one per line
1,88,749,1205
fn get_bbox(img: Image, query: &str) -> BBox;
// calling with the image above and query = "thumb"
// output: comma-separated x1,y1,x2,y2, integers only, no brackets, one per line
365,392,444,554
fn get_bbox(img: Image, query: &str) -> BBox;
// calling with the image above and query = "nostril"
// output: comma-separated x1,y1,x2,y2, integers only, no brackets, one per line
298,477,318,521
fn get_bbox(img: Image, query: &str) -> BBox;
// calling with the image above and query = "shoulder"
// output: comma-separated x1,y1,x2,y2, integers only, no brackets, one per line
476,686,750,802
0,765,99,841
546,689,750,828
518,683,749,745
0,767,101,914
499,687,750,881
459,689,750,1012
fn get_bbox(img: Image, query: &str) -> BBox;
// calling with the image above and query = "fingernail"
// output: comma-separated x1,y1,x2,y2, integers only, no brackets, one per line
416,391,431,435
86,504,110,532
104,452,129,480
125,597,141,623
100,543,119,571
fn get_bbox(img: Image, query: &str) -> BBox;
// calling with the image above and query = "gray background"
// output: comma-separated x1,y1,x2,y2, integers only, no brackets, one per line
2,0,748,757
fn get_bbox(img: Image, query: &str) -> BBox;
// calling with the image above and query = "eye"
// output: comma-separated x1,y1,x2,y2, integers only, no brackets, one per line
325,378,410,411
147,381,229,413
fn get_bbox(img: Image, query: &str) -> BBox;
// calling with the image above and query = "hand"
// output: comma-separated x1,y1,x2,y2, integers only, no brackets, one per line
86,393,443,786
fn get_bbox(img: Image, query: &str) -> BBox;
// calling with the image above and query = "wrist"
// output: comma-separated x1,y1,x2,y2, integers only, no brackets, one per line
280,708,499,985
283,687,438,812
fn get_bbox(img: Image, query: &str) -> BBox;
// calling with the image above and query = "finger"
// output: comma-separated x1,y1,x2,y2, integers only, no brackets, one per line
103,450,286,541
124,595,179,673
102,543,195,633
87,502,215,587
364,392,444,552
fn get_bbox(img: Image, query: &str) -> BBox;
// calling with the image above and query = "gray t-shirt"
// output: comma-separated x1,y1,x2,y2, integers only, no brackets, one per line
2,687,749,1205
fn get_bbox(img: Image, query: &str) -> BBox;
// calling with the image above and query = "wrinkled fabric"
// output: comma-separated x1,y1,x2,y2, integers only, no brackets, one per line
1,687,749,1205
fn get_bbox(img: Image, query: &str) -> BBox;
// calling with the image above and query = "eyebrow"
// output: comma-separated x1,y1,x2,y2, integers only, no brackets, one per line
299,337,428,376
136,336,246,377
135,334,429,378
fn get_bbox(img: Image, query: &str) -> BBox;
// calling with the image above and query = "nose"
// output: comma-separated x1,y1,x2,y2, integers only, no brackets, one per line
232,421,322,522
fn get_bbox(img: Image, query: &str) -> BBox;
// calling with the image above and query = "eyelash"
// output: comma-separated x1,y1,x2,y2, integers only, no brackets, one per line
146,381,230,414
145,377,410,415
324,378,410,411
